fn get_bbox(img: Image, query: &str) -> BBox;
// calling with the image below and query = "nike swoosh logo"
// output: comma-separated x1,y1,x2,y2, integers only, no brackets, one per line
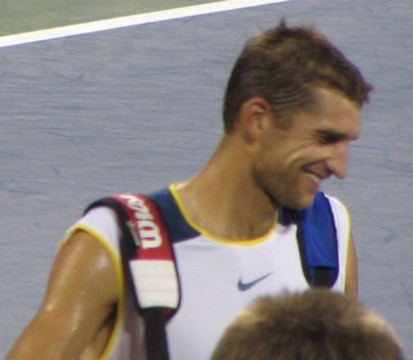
238,272,273,292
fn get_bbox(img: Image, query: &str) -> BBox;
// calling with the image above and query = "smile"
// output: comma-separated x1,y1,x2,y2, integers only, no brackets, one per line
305,172,322,186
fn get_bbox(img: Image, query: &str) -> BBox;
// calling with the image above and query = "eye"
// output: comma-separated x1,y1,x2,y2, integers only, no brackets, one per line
316,131,345,145
314,127,359,145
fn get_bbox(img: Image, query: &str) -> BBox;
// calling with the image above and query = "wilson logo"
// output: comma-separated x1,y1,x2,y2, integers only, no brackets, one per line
120,194,162,249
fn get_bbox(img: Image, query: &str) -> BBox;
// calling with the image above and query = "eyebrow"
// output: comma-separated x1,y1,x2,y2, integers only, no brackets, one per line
314,128,359,143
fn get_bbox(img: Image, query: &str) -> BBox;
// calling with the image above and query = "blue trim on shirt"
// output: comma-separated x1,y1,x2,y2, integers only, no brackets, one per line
148,188,200,243
297,192,339,270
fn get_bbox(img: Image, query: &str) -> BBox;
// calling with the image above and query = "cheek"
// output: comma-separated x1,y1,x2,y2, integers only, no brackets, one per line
288,144,327,168
257,139,321,176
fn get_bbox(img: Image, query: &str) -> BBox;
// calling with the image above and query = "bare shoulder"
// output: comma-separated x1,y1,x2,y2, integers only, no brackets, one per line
6,230,119,359
344,234,358,298
50,230,119,305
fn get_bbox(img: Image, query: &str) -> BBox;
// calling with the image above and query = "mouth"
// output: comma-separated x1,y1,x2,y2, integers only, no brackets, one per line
304,168,328,190
305,172,322,186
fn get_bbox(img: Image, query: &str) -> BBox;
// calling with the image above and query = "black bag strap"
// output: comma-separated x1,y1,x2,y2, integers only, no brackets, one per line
85,193,180,360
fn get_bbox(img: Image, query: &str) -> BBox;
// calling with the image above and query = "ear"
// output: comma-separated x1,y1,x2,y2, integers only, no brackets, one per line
239,97,274,144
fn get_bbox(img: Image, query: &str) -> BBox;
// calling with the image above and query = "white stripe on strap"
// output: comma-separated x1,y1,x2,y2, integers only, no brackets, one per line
129,259,179,309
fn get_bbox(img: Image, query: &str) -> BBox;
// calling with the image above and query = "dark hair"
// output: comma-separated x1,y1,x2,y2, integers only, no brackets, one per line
223,21,373,133
211,290,404,360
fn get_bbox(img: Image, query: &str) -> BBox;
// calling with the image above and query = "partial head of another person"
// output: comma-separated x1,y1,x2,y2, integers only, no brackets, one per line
211,289,404,360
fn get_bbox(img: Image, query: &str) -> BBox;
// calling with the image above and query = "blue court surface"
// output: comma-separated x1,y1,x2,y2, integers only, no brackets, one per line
0,0,412,357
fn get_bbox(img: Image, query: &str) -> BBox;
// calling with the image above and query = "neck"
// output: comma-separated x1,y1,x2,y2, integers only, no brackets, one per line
176,137,278,240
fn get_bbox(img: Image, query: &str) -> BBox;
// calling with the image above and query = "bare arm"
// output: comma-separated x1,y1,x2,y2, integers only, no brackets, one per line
344,234,358,298
6,230,119,360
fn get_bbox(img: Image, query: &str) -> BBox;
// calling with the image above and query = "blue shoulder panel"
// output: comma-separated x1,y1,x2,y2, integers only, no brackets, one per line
148,188,200,243
297,192,339,271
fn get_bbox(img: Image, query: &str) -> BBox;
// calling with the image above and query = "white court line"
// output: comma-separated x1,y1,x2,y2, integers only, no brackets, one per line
0,0,292,48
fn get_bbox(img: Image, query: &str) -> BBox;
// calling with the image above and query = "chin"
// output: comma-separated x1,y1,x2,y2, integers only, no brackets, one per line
301,194,317,209
287,193,316,210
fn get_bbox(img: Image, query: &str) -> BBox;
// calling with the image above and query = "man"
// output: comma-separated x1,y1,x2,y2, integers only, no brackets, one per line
6,21,372,359
211,289,404,360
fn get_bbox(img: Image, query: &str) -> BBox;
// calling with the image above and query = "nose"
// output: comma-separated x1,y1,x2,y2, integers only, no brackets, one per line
325,142,349,180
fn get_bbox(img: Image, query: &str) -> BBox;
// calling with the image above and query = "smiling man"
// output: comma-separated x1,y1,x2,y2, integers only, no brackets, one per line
7,21,372,360
246,86,362,211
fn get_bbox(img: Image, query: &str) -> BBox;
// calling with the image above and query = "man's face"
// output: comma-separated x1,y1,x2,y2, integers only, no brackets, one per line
251,88,361,209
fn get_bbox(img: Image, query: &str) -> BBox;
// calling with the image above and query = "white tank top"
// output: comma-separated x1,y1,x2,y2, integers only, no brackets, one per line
61,185,351,360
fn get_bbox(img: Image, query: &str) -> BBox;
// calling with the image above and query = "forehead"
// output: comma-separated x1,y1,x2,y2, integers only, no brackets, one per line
287,87,362,139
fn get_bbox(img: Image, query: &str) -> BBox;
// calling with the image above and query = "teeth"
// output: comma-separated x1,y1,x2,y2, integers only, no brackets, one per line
306,173,321,184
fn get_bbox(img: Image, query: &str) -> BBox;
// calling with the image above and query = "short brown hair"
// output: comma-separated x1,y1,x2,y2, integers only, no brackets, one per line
211,290,404,360
223,21,373,133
